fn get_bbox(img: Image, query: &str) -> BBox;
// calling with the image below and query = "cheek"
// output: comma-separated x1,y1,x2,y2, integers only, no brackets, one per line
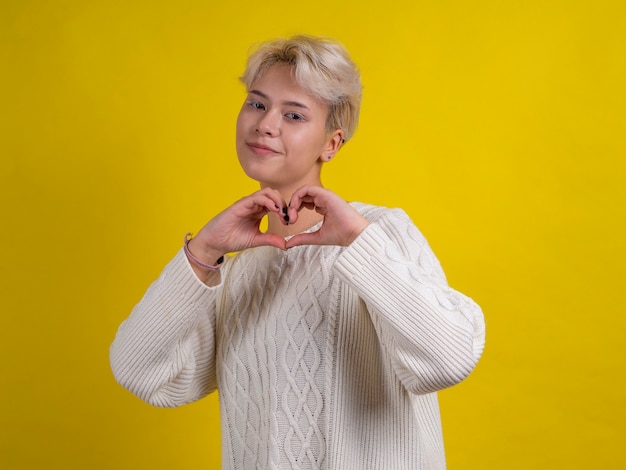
304,131,330,155
236,113,253,149
235,111,245,136
290,127,325,150
236,102,255,128
235,113,248,156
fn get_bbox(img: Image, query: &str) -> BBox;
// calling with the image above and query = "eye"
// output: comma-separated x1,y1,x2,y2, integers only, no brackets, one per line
246,100,265,111
285,112,306,121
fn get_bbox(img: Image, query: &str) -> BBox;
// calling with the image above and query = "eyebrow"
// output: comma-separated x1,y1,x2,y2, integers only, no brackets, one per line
249,89,310,110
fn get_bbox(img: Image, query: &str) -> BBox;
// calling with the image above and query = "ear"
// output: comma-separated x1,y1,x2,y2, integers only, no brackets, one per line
321,129,344,162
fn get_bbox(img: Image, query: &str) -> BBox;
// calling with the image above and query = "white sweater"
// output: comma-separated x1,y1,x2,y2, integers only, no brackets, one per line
110,203,485,470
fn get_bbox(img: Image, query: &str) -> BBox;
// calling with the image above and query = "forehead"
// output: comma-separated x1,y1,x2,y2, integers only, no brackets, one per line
251,65,297,89
249,65,327,109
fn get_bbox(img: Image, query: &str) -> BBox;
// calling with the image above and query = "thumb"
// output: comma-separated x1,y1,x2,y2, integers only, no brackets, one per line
285,231,322,249
252,233,287,250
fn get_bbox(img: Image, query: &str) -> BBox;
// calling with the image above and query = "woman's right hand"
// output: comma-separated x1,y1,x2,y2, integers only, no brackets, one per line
186,188,287,270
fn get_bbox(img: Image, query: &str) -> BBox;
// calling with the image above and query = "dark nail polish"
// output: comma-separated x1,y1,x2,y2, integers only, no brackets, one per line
283,214,290,223
282,207,287,214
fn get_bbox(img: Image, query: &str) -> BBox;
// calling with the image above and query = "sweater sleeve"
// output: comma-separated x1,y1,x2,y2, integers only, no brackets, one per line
333,208,486,395
109,248,222,407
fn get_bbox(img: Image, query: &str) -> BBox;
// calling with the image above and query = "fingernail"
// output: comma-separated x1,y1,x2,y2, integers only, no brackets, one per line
283,214,290,223
282,207,287,214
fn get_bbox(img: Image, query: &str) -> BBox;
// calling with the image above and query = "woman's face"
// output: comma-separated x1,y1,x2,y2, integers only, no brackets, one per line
236,64,342,193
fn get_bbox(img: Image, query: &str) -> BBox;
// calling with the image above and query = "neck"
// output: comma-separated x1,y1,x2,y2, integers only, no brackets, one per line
267,208,323,237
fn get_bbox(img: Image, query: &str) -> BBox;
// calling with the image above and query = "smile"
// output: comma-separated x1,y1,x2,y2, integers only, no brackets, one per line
247,142,281,156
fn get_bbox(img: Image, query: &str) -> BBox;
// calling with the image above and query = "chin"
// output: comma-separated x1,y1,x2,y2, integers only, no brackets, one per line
237,164,273,187
238,155,278,184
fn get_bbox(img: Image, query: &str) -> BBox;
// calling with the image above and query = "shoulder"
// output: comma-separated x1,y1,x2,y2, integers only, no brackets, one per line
350,202,430,248
351,202,414,227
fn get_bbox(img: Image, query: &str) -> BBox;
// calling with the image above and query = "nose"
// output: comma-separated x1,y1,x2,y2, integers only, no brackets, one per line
256,110,280,137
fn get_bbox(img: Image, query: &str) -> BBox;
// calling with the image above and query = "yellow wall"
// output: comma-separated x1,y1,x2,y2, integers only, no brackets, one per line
1,0,624,468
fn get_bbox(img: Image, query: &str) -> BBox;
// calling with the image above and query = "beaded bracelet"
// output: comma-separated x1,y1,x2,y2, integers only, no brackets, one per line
183,233,224,271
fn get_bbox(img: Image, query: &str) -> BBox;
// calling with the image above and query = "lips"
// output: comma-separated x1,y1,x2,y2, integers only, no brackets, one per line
247,142,280,155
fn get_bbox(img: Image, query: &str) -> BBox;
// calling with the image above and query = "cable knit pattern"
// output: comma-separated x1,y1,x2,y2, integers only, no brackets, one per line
279,246,330,468
110,203,485,470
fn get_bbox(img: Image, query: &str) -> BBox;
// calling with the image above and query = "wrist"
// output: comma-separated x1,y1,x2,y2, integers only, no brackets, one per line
346,217,370,245
184,233,224,270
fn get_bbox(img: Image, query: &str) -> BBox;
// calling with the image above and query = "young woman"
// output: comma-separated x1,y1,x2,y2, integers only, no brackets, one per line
110,35,485,470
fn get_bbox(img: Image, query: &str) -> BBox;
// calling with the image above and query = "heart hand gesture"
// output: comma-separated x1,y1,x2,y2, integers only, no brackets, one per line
285,185,370,249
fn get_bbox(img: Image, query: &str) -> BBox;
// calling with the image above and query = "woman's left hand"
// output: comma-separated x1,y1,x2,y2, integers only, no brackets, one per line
285,185,370,248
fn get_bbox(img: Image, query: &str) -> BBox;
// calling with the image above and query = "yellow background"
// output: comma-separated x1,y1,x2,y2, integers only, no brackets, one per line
1,0,624,468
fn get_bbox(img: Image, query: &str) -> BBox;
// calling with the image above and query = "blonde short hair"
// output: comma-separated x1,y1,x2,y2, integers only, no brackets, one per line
240,35,362,142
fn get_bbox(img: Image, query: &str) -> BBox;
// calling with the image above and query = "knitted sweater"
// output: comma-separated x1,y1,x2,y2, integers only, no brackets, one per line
110,203,485,470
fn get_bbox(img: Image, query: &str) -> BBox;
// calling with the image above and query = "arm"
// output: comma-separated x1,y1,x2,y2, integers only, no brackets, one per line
333,208,486,395
284,186,484,394
110,188,290,406
110,250,221,407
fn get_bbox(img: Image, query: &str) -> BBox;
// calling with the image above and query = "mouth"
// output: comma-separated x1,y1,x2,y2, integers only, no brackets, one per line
247,142,281,156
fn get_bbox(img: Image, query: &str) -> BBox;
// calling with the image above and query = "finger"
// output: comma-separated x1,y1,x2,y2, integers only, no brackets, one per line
256,188,291,225
289,185,322,207
288,187,327,223
285,231,324,249
260,187,288,211
251,233,287,250
242,191,284,219
285,201,314,226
